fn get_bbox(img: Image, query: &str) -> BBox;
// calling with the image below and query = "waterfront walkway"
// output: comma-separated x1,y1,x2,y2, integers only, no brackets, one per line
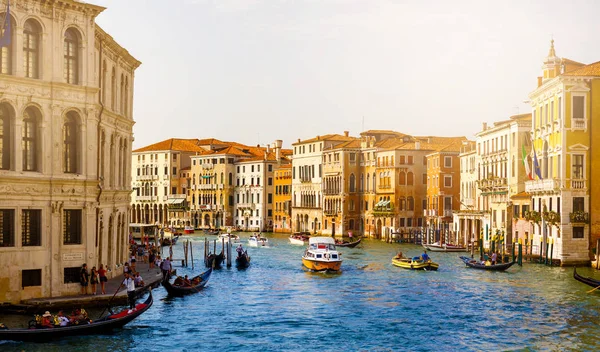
18,261,165,311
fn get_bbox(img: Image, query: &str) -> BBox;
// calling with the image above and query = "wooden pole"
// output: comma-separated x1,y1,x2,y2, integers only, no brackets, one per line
518,242,522,266
190,241,194,270
549,238,553,266
596,238,600,270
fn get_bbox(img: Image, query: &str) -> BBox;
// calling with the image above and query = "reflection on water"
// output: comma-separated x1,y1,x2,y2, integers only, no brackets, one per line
2,233,600,351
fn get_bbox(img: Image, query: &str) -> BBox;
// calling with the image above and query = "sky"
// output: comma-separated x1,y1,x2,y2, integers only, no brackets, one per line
92,0,600,149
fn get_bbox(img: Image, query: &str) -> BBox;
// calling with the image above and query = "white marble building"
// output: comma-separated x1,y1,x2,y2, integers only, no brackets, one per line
0,0,140,303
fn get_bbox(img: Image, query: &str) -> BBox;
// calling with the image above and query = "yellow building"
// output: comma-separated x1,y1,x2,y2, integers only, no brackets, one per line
525,40,599,265
273,164,292,233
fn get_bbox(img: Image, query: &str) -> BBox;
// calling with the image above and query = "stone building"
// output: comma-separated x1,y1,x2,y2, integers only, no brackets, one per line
273,164,292,233
0,0,140,303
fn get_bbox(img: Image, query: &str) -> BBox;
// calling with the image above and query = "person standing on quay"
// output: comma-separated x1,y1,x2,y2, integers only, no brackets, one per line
90,266,99,295
121,272,137,313
98,264,108,295
80,263,89,295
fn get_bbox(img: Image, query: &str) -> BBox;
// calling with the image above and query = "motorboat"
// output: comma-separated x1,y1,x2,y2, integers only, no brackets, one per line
248,233,269,247
184,225,195,234
392,256,439,271
218,233,240,244
301,237,342,272
289,232,310,245
423,242,467,252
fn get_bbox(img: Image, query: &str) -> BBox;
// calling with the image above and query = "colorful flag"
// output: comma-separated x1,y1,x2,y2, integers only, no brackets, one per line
532,144,542,180
521,143,533,180
0,1,10,48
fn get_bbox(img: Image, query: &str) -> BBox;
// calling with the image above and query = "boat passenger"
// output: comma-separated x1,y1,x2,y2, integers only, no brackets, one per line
236,244,244,258
491,252,498,265
40,311,54,328
183,275,192,287
69,309,86,325
57,310,69,327
421,250,430,262
394,250,404,259
134,272,145,288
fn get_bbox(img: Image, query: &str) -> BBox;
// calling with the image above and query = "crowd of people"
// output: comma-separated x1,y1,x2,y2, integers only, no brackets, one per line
37,308,91,328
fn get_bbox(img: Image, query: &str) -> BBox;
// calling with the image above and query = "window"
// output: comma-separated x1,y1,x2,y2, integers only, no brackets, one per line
268,164,272,172
251,165,254,172
268,193,272,204
573,96,584,119
22,209,41,246
407,172,414,185
63,209,82,244
572,154,584,179
267,209,272,217
268,177,272,186
514,205,521,218
349,174,356,192
0,104,11,169
63,112,79,173
22,107,39,171
173,167,177,175
573,226,584,239
422,174,427,184
444,156,452,168
573,197,584,212
0,209,15,247
349,153,356,162
0,13,13,74
63,267,80,284
444,176,452,188
22,269,42,288
23,20,40,78
64,28,79,84
229,173,233,186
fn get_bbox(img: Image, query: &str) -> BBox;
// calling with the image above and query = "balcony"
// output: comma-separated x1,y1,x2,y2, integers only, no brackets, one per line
443,210,453,217
137,175,158,181
478,177,508,190
197,204,217,211
525,179,560,194
197,184,217,190
571,179,587,190
136,195,157,202
202,164,214,169
324,209,338,216
238,203,256,210
461,198,474,208
570,211,590,224
300,176,312,183
573,118,586,129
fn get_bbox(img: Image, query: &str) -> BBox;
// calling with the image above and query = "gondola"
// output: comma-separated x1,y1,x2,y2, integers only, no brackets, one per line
204,250,225,269
335,237,362,248
162,268,212,296
459,256,515,271
235,251,251,269
0,291,153,342
204,230,220,236
573,267,600,289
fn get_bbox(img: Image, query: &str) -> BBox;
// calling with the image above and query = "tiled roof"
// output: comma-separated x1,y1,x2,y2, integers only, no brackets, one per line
563,60,600,77
133,138,207,153
328,140,362,150
293,134,356,145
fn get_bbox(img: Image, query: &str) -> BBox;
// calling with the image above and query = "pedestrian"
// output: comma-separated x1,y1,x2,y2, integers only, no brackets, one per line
491,251,498,265
98,264,107,294
121,272,137,313
90,266,99,295
80,263,89,295
160,257,172,280
149,249,156,271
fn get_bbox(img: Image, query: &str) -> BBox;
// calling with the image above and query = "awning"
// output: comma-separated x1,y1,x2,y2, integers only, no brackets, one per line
375,200,390,207
375,200,384,207
166,198,185,204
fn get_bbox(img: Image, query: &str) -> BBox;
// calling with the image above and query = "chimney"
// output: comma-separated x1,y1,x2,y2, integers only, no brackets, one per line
297,138,301,143
266,144,270,153
343,131,349,137
274,139,283,162
482,122,487,130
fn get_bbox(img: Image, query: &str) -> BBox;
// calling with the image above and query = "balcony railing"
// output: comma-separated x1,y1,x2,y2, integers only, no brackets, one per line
570,211,590,223
443,210,453,217
525,178,560,194
324,209,338,216
238,203,255,209
571,179,587,190
573,118,585,129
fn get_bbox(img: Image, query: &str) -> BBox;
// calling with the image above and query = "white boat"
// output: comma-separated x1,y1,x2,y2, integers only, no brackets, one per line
302,237,342,271
423,242,467,252
184,225,195,234
289,233,310,245
218,233,240,244
248,234,269,247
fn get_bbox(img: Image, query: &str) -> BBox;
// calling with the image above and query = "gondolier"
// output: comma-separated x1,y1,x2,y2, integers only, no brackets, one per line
121,272,137,313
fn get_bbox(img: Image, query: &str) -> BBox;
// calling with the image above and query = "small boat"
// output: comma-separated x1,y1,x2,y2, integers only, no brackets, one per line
218,233,240,244
204,229,220,236
459,256,515,271
302,237,342,272
392,256,439,271
289,232,310,245
573,267,600,289
335,237,362,248
162,268,212,296
0,291,153,342
423,242,467,252
184,225,195,234
161,235,180,247
236,250,251,268
205,250,225,269
248,234,269,247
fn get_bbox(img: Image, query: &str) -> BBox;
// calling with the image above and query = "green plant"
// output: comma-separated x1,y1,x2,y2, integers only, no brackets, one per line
570,210,590,223
525,210,541,224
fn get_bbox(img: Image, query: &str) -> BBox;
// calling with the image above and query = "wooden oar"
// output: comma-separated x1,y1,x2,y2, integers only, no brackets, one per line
587,285,600,293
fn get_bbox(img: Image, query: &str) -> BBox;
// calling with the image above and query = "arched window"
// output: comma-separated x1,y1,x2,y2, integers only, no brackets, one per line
228,172,233,186
63,112,79,173
349,174,356,192
100,131,105,179
23,19,41,79
124,76,129,116
22,107,39,171
111,67,116,110
0,15,14,74
399,172,406,185
407,197,414,211
120,73,125,113
366,173,370,192
372,172,376,190
0,104,11,169
101,60,107,103
359,173,364,192
407,172,414,185
64,28,79,84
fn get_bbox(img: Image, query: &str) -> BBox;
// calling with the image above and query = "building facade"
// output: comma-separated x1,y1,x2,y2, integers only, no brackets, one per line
273,164,292,233
0,0,140,303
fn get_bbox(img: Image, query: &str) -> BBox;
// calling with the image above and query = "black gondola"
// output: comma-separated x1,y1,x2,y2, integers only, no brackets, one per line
235,251,251,269
0,291,153,342
205,250,225,269
162,268,212,296
335,237,362,248
459,256,515,271
573,267,600,289
203,230,220,236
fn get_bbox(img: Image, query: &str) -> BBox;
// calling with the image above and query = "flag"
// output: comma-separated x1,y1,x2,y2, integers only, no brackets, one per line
0,1,10,48
521,143,533,180
532,144,542,180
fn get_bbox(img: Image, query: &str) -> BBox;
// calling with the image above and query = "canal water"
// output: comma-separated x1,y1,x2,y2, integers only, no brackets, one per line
2,233,600,351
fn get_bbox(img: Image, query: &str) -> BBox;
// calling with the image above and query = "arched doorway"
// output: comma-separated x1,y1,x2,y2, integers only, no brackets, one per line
204,214,210,228
376,219,382,238
332,220,336,236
